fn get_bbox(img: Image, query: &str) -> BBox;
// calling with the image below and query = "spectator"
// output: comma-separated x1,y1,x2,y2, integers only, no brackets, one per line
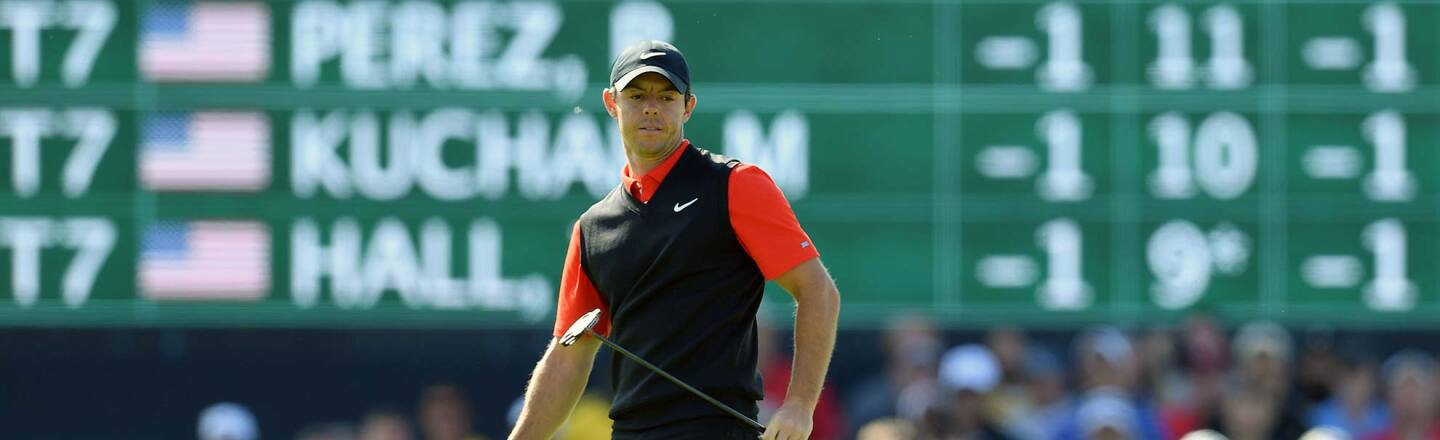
1308,352,1389,439
845,313,943,437
1366,350,1440,440
1181,312,1232,439
1224,321,1310,440
1077,327,1140,392
1183,313,1229,376
1076,389,1142,440
360,409,414,440
988,328,1034,427
1000,348,1074,440
1139,326,1192,405
990,327,1030,386
938,343,1012,440
1138,326,1201,439
1185,373,1230,440
1218,390,1282,440
418,384,484,440
1296,330,1342,405
1060,327,1167,440
896,377,950,440
1232,322,1292,399
198,402,258,440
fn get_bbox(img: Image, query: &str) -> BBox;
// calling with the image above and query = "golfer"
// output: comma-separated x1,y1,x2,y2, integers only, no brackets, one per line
508,40,842,440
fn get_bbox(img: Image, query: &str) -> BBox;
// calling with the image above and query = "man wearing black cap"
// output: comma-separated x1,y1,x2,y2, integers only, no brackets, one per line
508,40,841,440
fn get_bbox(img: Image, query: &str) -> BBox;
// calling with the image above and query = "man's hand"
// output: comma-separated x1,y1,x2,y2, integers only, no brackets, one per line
761,401,814,440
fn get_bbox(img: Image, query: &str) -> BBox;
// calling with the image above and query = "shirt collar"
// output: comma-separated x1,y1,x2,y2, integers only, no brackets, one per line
620,139,690,203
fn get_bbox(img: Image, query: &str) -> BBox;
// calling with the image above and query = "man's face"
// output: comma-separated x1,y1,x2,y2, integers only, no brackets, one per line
1222,393,1278,440
604,72,695,157
1389,371,1439,417
419,387,471,440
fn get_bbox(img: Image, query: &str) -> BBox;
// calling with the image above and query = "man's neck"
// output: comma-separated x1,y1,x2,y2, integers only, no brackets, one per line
625,139,683,177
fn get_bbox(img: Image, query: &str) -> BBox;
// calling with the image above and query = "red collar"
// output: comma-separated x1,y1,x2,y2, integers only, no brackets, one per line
620,140,690,203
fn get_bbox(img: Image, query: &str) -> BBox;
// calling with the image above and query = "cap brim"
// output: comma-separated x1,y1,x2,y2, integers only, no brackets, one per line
613,66,689,95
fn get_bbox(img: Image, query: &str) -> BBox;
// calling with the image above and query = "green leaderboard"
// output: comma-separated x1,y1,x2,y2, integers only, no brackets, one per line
3,0,1440,328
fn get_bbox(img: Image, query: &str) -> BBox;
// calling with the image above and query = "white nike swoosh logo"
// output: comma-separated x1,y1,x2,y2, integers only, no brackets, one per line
674,198,699,212
641,51,666,59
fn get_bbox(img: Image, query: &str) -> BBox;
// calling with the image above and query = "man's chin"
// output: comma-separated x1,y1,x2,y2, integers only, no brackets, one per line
630,139,677,155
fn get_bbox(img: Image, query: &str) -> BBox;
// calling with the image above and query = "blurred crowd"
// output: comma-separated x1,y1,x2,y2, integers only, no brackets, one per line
193,312,1440,440
843,313,1440,440
199,383,493,440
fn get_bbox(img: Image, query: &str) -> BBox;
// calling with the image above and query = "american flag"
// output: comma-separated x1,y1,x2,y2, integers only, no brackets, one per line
140,111,271,192
139,1,271,82
140,221,271,301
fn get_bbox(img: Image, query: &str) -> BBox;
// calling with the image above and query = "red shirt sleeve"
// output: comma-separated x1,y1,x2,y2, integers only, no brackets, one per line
729,164,819,280
552,222,611,338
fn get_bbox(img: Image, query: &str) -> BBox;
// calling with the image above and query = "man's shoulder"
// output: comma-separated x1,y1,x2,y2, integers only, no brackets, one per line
578,185,627,220
684,144,771,179
685,145,787,197
689,144,744,170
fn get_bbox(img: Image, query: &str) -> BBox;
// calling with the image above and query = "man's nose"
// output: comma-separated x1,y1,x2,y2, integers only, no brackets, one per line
642,97,660,115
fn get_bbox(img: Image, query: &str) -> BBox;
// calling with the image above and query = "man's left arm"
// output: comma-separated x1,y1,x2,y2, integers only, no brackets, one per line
724,164,839,439
764,258,841,440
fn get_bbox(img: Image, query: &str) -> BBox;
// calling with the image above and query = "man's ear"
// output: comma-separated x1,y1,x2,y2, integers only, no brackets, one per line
682,93,697,123
602,88,618,119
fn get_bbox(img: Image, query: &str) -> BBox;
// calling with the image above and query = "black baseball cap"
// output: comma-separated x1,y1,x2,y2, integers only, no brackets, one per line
610,40,690,95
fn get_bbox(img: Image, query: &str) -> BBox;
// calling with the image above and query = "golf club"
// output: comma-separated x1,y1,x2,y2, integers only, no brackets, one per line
560,308,767,432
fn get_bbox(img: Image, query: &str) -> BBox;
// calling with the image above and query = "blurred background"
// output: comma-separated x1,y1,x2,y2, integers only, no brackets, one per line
3,0,1440,439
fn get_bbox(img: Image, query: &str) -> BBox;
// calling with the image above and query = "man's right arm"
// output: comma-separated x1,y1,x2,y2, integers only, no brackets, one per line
507,334,601,440
511,222,611,439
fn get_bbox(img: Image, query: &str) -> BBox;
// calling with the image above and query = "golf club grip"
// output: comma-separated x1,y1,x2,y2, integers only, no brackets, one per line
588,330,767,432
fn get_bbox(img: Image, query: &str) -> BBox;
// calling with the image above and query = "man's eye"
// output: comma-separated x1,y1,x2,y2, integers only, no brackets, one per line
628,94,642,100
662,96,675,101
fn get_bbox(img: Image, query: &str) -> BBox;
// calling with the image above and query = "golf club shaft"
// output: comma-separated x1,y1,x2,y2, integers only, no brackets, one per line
587,329,766,431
